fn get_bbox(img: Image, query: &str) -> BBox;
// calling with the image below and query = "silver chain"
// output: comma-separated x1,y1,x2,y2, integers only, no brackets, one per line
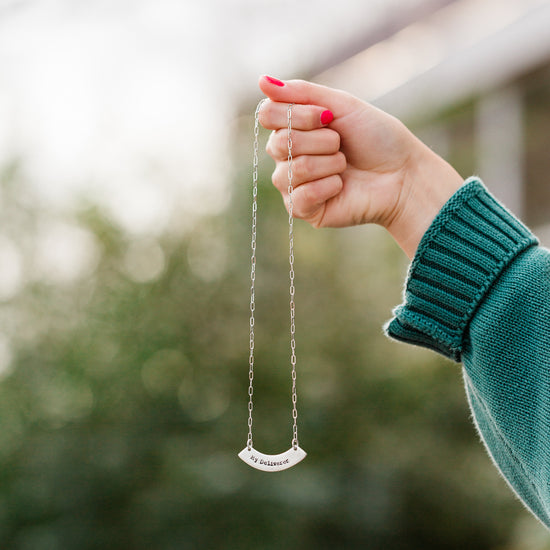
287,103,299,450
246,100,300,451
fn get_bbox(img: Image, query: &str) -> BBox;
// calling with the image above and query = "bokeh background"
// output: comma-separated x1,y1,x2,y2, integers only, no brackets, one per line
0,0,550,548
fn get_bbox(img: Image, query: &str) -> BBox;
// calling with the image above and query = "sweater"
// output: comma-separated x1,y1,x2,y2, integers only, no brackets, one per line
386,177,550,528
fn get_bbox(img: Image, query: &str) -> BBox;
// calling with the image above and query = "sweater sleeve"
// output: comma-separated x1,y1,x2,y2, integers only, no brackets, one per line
386,177,550,527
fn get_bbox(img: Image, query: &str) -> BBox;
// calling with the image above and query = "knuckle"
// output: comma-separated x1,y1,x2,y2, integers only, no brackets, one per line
292,184,321,221
329,130,341,151
292,156,313,181
290,195,307,219
257,100,273,128
301,181,325,209
297,186,315,212
271,163,287,191
266,130,286,159
265,136,274,158
335,151,347,171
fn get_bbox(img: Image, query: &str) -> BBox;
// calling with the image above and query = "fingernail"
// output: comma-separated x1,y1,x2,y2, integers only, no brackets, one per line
321,110,334,125
265,75,285,87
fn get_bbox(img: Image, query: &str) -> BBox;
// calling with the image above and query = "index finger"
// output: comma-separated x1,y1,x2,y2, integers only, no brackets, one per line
259,75,353,115
258,100,334,131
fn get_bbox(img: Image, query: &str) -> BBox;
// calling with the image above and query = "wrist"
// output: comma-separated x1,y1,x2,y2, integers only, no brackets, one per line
386,141,463,259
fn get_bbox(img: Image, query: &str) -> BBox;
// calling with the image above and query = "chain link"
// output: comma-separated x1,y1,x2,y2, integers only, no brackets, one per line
246,100,300,451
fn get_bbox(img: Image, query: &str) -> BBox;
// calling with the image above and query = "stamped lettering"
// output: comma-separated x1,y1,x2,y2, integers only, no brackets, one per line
238,446,307,472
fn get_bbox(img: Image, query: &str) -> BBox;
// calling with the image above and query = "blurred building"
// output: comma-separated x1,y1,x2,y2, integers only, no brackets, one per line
314,0,550,243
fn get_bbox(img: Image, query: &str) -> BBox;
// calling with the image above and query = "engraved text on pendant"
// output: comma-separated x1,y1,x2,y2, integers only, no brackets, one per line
238,446,307,472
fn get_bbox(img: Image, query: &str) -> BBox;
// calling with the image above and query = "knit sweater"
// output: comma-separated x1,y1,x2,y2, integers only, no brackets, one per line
386,177,550,528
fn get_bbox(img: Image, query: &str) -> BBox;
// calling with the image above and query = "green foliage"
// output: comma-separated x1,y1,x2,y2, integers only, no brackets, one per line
0,158,543,550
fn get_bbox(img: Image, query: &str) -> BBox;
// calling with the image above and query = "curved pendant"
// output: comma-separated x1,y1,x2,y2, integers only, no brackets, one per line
238,446,307,472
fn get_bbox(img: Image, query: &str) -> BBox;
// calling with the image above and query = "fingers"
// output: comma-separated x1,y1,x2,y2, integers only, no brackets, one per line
257,75,358,227
272,152,347,192
258,75,353,116
266,128,340,159
280,175,344,225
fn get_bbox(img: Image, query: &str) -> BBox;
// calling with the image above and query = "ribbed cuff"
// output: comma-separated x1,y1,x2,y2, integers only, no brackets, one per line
385,177,538,361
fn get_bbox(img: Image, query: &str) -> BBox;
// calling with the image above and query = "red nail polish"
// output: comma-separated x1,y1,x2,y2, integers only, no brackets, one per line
265,75,285,87
321,110,334,125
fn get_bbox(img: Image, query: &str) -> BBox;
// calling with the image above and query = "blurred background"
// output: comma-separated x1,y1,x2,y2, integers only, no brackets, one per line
0,0,549,548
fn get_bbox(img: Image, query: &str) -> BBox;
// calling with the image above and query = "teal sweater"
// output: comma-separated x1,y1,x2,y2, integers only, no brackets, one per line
386,177,550,528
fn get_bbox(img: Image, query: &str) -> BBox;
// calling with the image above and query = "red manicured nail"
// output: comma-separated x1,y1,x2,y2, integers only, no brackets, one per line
265,75,285,87
321,110,334,125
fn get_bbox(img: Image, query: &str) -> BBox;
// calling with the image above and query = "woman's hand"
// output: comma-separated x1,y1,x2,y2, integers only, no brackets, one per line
258,75,463,259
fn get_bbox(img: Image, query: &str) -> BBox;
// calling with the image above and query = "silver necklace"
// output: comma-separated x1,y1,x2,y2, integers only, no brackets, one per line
238,100,307,472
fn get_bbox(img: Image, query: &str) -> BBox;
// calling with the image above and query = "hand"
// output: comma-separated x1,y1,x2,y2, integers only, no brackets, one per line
258,76,463,259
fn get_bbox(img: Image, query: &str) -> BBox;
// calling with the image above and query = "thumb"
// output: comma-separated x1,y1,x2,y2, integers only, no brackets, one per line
258,75,354,116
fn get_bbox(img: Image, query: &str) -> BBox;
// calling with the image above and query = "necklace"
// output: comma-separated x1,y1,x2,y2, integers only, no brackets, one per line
238,100,307,472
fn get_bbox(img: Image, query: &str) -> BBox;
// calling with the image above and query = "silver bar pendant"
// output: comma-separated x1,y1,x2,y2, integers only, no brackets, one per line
238,446,307,472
